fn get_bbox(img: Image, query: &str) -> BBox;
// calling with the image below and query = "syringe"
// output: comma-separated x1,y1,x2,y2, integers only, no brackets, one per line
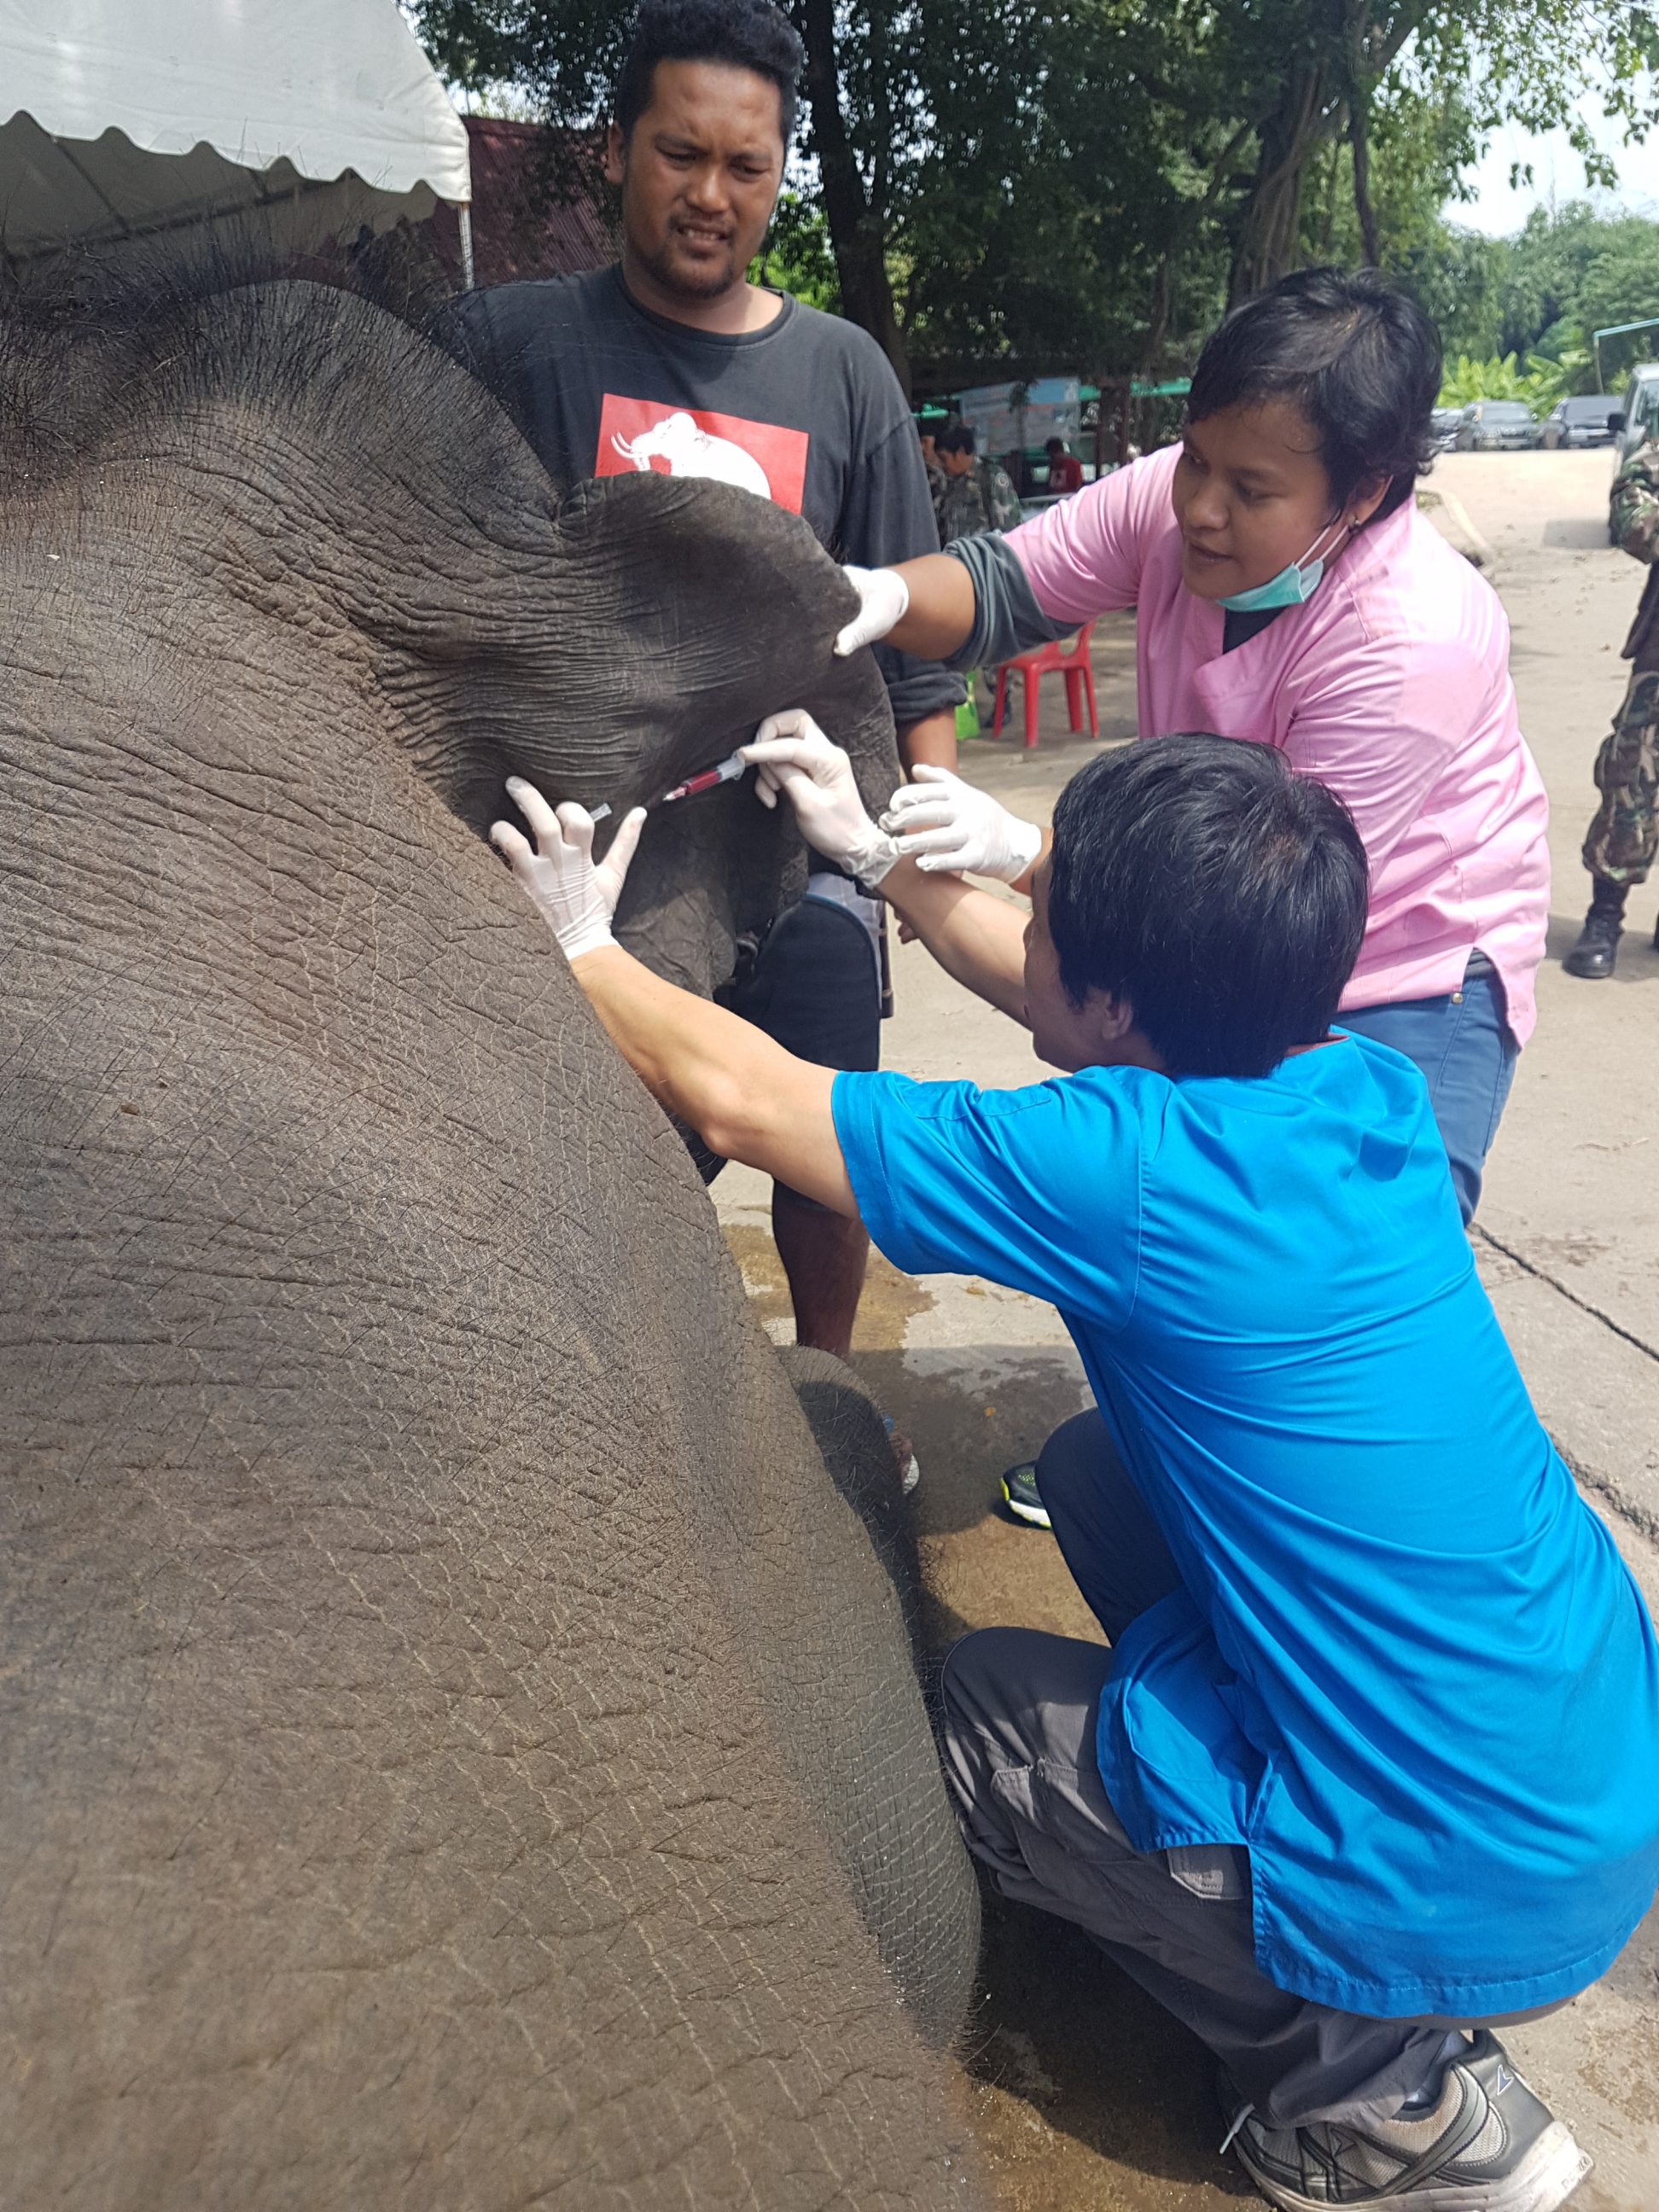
660,750,749,806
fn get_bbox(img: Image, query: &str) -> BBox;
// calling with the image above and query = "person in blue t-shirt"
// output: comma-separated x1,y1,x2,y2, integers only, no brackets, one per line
489,725,1659,2212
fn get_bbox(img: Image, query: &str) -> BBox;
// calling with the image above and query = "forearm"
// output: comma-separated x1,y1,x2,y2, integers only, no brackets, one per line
885,554,979,660
877,859,1031,1025
570,945,856,1214
944,533,1080,667
897,709,958,774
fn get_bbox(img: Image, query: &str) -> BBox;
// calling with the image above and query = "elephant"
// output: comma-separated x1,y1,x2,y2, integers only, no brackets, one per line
0,263,983,2209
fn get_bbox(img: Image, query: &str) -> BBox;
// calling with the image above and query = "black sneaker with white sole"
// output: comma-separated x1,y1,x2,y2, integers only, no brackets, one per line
998,1460,1052,1529
1223,2031,1592,2211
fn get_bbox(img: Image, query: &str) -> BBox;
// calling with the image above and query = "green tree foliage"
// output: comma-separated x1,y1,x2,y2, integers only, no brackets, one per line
411,0,1659,394
1436,344,1589,408
1156,0,1658,301
750,191,841,311
1406,204,1659,396
1575,230,1659,376
1395,227,1507,359
893,2,1234,385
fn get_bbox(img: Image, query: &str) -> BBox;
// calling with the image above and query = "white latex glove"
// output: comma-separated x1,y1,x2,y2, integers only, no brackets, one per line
880,764,1044,881
739,710,900,887
833,564,910,657
490,776,648,959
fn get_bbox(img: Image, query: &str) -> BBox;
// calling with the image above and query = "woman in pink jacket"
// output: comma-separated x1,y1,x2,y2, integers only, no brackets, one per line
838,268,1550,1233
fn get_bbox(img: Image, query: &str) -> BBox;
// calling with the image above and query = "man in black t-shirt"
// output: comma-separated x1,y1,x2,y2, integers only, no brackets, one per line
449,0,962,1365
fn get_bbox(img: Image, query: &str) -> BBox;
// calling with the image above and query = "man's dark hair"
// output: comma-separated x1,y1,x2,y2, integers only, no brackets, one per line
614,0,804,144
1045,436,1066,456
1046,735,1368,1079
1185,265,1441,521
934,422,977,457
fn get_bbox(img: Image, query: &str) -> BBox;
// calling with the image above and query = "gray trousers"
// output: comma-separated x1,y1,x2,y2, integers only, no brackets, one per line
940,1411,1498,2129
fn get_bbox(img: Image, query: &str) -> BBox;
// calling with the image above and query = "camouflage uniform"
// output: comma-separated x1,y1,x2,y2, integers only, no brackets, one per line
933,455,1024,544
1582,439,1659,885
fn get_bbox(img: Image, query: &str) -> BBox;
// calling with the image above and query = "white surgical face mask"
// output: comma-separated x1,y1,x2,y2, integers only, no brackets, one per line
1216,515,1353,614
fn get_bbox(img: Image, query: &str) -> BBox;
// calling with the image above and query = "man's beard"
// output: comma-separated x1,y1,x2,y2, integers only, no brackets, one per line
635,224,742,300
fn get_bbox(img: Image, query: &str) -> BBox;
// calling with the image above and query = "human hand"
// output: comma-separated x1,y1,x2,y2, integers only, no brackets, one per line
833,565,910,657
880,764,1044,882
490,777,648,959
739,709,899,887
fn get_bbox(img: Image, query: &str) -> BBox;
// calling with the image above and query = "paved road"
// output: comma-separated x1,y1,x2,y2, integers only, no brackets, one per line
715,448,1658,2209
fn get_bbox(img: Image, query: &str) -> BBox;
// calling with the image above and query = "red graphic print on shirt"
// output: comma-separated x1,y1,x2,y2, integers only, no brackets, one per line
594,395,809,514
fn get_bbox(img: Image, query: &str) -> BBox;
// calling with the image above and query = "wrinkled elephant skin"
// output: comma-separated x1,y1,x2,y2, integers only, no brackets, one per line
0,273,981,2209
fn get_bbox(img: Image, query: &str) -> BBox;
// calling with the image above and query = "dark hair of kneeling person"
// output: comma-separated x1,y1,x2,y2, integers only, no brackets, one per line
1046,733,1368,1079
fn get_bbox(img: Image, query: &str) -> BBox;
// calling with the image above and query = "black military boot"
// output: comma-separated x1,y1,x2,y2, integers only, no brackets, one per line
1563,879,1627,977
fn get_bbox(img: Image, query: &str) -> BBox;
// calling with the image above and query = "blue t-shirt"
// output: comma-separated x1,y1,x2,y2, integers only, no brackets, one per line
833,1033,1659,2017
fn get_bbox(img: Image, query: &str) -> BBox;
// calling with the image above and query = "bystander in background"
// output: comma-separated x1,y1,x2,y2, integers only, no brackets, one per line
1045,435,1085,494
1563,428,1659,977
932,421,1024,544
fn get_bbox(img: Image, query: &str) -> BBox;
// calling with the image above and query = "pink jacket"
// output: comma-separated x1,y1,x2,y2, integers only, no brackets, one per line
1008,445,1550,1043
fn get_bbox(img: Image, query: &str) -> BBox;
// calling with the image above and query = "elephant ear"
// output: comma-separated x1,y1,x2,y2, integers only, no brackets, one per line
534,472,902,818
445,469,905,1022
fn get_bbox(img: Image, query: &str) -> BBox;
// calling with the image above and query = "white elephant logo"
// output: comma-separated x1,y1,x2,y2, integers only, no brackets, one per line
610,411,774,499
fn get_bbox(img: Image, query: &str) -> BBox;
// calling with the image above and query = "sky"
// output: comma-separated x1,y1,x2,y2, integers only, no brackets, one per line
1454,90,1659,235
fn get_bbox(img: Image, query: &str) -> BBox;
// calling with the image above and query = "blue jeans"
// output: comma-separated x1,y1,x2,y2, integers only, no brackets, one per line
1338,958,1517,1224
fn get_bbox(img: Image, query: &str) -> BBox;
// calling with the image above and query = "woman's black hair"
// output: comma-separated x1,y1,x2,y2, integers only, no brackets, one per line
1185,266,1441,521
1045,734,1368,1079
614,0,803,144
934,422,977,457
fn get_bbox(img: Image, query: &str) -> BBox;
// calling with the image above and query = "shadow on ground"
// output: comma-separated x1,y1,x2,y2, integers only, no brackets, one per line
1545,909,1659,984
948,1897,1257,2210
1542,516,1620,550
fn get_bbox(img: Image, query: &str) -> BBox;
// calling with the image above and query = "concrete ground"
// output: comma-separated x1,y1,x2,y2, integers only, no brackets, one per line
716,447,1659,2209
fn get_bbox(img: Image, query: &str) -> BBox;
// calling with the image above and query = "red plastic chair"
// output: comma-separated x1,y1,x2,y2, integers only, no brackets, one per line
990,622,1098,750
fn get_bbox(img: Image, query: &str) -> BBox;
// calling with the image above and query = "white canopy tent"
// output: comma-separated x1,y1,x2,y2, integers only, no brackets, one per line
0,0,474,281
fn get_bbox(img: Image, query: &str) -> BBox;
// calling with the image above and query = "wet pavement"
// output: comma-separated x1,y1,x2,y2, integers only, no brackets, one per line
716,447,1659,2208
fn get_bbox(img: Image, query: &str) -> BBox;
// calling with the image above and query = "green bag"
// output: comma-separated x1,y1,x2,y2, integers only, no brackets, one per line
955,672,981,742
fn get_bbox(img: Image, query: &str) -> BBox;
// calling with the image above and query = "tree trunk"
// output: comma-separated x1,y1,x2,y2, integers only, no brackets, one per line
1228,61,1333,302
1319,137,1342,258
1142,249,1175,377
1348,93,1381,265
795,0,911,396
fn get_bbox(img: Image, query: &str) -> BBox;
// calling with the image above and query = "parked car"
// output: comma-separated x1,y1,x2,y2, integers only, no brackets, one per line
1539,394,1623,449
1429,406,1463,452
1454,400,1539,451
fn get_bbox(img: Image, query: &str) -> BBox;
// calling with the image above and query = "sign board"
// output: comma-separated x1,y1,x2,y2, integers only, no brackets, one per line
956,375,1081,455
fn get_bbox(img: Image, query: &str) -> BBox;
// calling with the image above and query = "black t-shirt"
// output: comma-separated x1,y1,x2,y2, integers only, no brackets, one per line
446,267,960,730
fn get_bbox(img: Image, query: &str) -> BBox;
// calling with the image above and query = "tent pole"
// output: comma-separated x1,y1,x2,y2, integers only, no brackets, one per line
457,203,474,289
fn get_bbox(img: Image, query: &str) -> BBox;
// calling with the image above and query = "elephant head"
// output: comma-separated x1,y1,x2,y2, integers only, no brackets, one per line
5,260,899,1002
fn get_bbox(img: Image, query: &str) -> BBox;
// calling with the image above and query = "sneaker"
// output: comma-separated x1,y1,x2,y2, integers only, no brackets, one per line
999,1460,1052,1529
1224,2032,1592,2211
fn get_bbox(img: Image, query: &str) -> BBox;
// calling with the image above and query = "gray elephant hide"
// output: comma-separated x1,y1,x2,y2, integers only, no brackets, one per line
0,268,981,2211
